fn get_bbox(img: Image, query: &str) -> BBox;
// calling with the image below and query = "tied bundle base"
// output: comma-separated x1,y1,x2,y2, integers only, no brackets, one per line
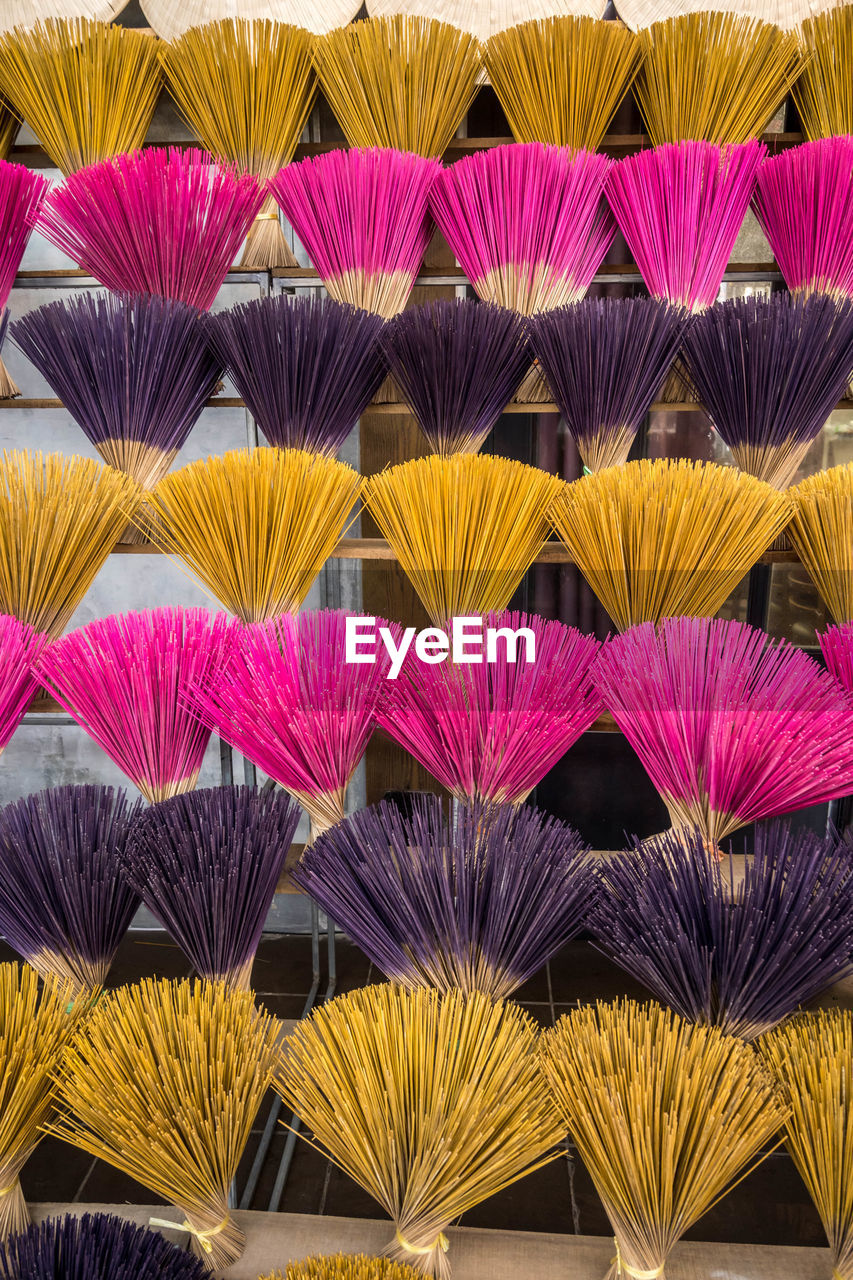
0,1178,28,1241
372,371,405,406
0,356,18,401
388,1227,450,1280
241,195,299,271
512,364,552,405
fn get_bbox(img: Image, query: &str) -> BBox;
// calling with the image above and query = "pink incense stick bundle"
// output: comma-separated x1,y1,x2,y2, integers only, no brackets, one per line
36,608,236,803
377,610,602,807
0,615,45,757
34,147,265,310
429,142,615,314
820,620,853,695
594,615,853,847
0,159,50,398
269,147,441,319
752,136,853,301
606,139,766,312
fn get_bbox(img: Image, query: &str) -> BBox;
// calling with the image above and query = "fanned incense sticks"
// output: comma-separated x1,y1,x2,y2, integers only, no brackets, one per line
430,143,614,314
140,448,363,622
634,13,801,147
0,1212,210,1280
593,616,853,843
274,985,563,1278
0,110,18,163
190,610,393,835
35,148,265,311
207,295,386,455
367,0,609,43
607,139,765,312
380,300,530,455
681,293,853,487
0,964,80,1241
377,609,601,804
0,19,160,176
0,451,141,639
0,785,142,1000
294,795,595,1000
527,297,689,471
484,15,640,151
593,823,853,1039
270,148,441,318
364,454,565,624
540,1000,789,1280
0,2,131,33
752,136,853,300
49,979,281,1271
821,619,853,693
123,785,300,989
0,160,50,399
12,294,223,492
761,1011,853,1280
263,1260,419,1280
789,463,853,621
313,16,481,158
795,5,853,140
550,458,791,630
0,616,44,757
140,0,360,42
160,19,316,270
36,608,235,803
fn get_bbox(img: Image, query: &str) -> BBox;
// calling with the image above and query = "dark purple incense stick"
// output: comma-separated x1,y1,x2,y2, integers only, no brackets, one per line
0,1212,209,1280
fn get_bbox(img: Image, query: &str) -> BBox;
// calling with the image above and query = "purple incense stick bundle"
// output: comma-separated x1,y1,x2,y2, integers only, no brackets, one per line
0,1212,210,1280
377,610,602,806
11,293,223,493
0,614,45,757
206,294,386,456
0,159,49,399
34,148,265,311
606,139,765,312
294,794,595,1000
0,785,143,1000
527,296,690,471
36,608,236,804
681,293,853,488
594,615,853,847
592,822,853,1040
429,142,615,315
379,299,530,455
122,785,300,991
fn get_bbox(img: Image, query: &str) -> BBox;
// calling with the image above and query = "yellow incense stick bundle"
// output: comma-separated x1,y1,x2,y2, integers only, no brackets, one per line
635,12,802,146
141,446,363,623
313,15,481,157
484,15,641,150
795,5,853,140
550,457,793,630
0,18,160,175
788,462,853,621
0,106,18,161
160,19,317,269
363,452,565,625
263,1259,420,1280
275,984,563,1279
48,978,282,1271
541,1000,789,1280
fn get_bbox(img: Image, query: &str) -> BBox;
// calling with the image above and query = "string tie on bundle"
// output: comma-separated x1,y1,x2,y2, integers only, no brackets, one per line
395,1228,449,1256
149,1215,229,1254
612,1239,665,1279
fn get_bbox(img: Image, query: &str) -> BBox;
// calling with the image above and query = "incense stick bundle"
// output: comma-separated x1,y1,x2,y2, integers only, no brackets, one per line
377,609,601,804
594,616,853,843
140,0,360,42
0,451,141,639
0,785,142,1000
380,300,530,455
821,618,853,693
0,964,80,1241
269,148,441,318
207,295,386,455
263,1260,419,1280
123,785,300,989
593,823,853,1039
0,109,18,164
681,293,853,487
761,1010,853,1280
160,18,316,270
606,139,765,312
789,463,853,621
274,985,564,1278
140,448,362,622
0,616,44,757
49,978,282,1271
12,294,223,493
0,1211,210,1280
527,297,689,471
550,458,791,630
0,160,49,399
540,1000,789,1280
190,610,393,835
752,136,853,300
483,15,640,150
430,142,614,314
364,454,564,624
0,19,160,176
37,608,235,802
795,5,853,140
35,148,265,311
0,2,131,26
313,15,481,157
294,795,595,999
